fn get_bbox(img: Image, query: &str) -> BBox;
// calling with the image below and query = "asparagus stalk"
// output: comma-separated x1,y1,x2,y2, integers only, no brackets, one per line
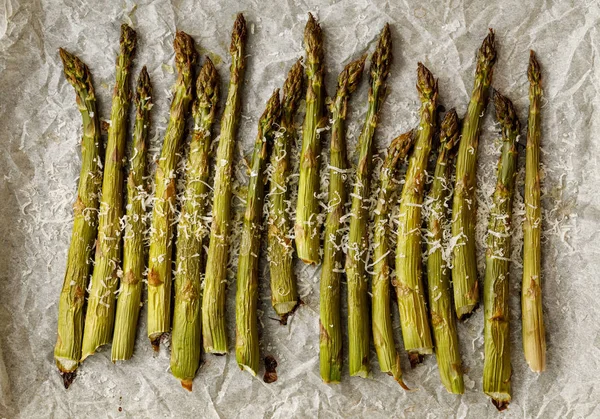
395,63,436,362
319,56,366,383
483,91,520,410
203,14,247,354
522,50,546,373
346,24,392,377
372,130,413,386
81,25,136,360
426,109,464,393
111,67,152,362
451,30,497,319
170,59,220,390
54,49,103,385
295,13,326,264
268,59,303,319
147,32,197,347
236,90,281,376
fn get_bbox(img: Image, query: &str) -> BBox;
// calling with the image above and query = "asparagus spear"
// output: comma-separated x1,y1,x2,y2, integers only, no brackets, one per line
346,24,392,377
522,50,546,373
54,49,103,386
147,32,197,347
372,130,413,386
236,90,281,376
268,59,303,319
319,56,366,383
81,25,136,360
170,59,220,390
295,13,326,264
483,91,520,410
426,109,464,393
203,14,247,354
451,30,497,319
395,63,436,362
111,67,152,362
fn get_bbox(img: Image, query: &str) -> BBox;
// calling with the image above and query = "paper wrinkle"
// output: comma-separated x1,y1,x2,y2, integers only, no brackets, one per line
0,0,599,417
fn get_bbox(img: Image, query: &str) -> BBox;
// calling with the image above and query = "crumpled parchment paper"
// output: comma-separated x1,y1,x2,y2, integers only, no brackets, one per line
1,0,599,417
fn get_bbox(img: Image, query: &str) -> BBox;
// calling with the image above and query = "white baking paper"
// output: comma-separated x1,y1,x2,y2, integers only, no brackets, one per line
1,0,599,417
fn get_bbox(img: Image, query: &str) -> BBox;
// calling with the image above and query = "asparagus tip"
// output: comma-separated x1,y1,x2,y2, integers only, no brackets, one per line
528,50,541,85
440,108,460,151
260,89,281,133
370,23,393,84
59,48,93,94
135,66,153,109
282,58,304,117
340,54,367,94
385,130,414,170
479,28,497,65
304,12,323,60
231,13,248,52
120,24,137,57
197,56,220,106
416,62,437,102
174,31,198,71
493,90,520,132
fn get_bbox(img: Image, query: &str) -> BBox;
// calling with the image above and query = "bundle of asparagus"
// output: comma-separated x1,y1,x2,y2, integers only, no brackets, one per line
319,56,366,383
80,24,136,361
395,63,436,364
147,31,197,348
170,59,220,390
268,59,303,320
451,30,497,319
111,67,152,362
483,91,520,410
346,23,392,378
426,110,464,393
202,14,247,355
372,130,413,386
522,51,546,373
54,49,103,387
295,13,325,265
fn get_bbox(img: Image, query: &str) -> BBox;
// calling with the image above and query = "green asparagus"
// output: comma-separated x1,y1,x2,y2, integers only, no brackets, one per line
147,32,197,347
111,67,152,362
372,130,413,386
81,25,136,360
268,59,303,319
203,14,247,354
236,90,281,376
54,49,103,386
295,13,325,264
395,63,436,362
170,59,220,390
451,30,497,319
346,24,392,377
319,56,366,383
426,109,464,393
483,91,520,410
522,50,546,373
